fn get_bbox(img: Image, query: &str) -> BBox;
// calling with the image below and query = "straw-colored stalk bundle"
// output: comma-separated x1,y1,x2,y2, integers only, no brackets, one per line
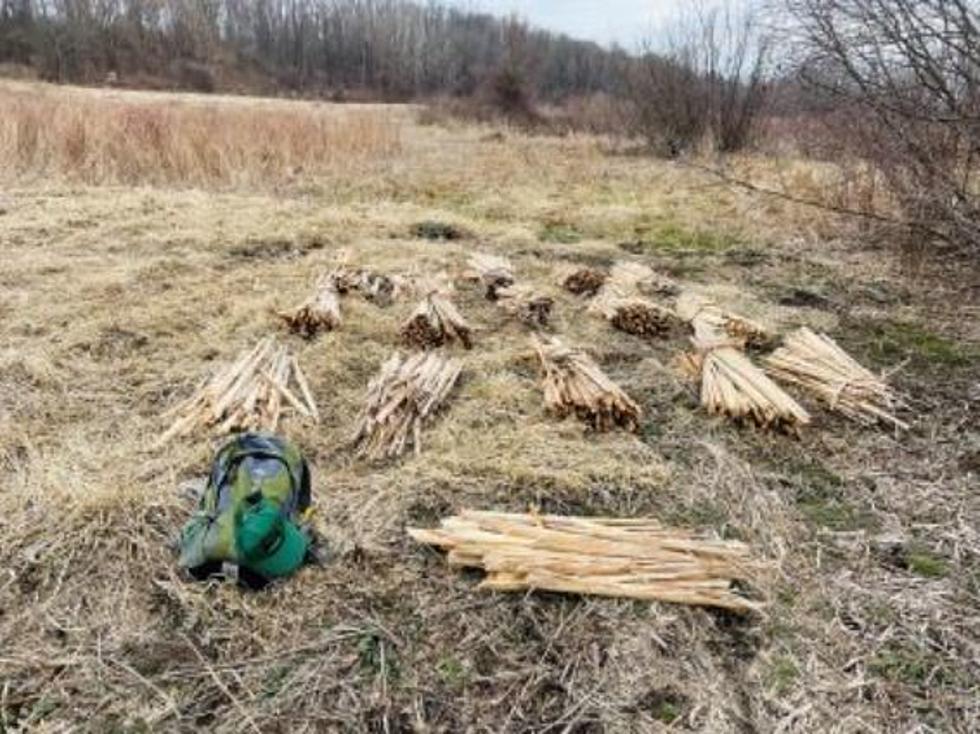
467,253,515,299
589,294,678,339
160,337,319,444
409,511,761,613
533,335,641,431
765,327,908,429
278,273,342,338
676,292,771,349
401,291,473,349
609,261,678,297
495,284,553,328
351,351,463,459
563,267,607,297
682,334,810,432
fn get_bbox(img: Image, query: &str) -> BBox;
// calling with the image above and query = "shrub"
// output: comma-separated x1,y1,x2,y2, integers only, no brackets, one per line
782,0,980,257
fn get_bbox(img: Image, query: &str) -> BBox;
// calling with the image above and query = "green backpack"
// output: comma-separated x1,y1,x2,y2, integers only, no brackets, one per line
178,432,312,584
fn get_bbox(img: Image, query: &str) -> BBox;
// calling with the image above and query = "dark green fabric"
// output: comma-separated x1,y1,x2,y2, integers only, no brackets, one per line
178,432,311,580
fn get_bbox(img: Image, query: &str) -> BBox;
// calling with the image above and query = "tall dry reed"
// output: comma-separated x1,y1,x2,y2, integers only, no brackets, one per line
0,84,402,187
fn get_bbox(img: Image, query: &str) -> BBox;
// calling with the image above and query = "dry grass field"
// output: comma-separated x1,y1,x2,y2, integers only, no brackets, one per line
1,80,978,732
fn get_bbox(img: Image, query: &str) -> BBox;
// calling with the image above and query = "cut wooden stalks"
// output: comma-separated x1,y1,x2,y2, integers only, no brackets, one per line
765,327,908,429
278,272,343,338
609,261,678,298
352,351,463,459
467,253,515,299
401,289,473,350
160,336,319,444
562,267,607,297
409,511,762,613
676,292,771,349
589,294,679,339
679,310,810,431
495,284,553,328
533,335,641,431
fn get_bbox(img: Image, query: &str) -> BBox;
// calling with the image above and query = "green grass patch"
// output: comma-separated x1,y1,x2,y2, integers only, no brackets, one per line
640,222,741,253
903,545,948,578
784,458,880,532
765,655,800,696
539,221,582,244
857,320,976,368
868,646,932,685
436,655,468,688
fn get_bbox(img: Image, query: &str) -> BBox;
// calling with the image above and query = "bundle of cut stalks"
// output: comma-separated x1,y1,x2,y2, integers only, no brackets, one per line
589,293,678,339
351,351,463,459
401,290,473,349
278,272,343,337
467,253,515,299
562,267,607,297
160,337,319,444
765,327,908,429
681,331,810,432
495,284,553,328
533,335,641,431
675,292,771,349
409,510,761,613
608,261,678,297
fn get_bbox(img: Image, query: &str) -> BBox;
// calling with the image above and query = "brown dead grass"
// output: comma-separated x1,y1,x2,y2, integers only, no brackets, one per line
0,80,402,187
0,81,977,732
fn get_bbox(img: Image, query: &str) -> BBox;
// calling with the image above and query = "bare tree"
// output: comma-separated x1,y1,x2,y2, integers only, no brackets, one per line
628,3,771,156
782,0,980,255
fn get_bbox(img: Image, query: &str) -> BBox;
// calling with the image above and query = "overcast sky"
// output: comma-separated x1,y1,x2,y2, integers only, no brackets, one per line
448,1,679,49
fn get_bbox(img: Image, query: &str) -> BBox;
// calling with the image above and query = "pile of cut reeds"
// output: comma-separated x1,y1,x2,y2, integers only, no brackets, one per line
278,271,344,338
351,351,463,459
495,284,553,328
409,510,762,613
609,261,678,297
562,267,607,297
160,337,318,444
533,335,641,431
401,290,473,349
676,292,771,349
679,315,810,431
467,253,515,299
589,294,678,339
765,327,908,429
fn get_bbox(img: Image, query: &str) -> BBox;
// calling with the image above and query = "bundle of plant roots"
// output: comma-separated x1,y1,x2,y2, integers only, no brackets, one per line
401,290,473,349
532,335,641,431
562,267,607,297
409,510,761,613
589,293,678,339
160,337,319,444
351,351,463,459
495,284,554,328
764,327,908,429
467,253,515,299
278,272,343,337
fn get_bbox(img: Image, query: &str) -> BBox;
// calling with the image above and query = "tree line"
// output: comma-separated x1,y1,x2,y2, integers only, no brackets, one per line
0,0,629,100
